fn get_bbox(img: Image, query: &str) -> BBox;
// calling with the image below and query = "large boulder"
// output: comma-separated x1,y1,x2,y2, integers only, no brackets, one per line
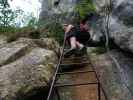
0,38,35,66
0,35,7,46
0,38,59,66
87,47,133,100
34,38,59,55
93,0,133,53
0,38,59,100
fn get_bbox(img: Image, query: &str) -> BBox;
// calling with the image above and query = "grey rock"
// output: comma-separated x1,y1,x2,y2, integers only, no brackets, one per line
0,38,35,66
39,0,78,23
0,35,7,46
93,0,133,53
87,47,133,100
0,48,57,99
0,38,59,66
0,37,59,99
34,38,60,54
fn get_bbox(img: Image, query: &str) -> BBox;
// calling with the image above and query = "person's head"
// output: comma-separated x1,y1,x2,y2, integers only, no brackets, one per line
80,17,88,25
62,24,69,31
80,12,94,24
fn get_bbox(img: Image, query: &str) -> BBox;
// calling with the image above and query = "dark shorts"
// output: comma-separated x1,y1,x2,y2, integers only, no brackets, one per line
66,28,76,40
76,30,90,44
66,28,90,45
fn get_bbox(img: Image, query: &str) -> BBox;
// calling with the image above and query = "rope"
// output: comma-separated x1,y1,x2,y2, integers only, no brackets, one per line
46,32,67,100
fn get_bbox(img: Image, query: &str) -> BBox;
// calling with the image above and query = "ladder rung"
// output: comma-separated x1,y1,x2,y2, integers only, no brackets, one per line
63,56,88,60
55,82,98,87
57,70,95,75
60,62,90,66
62,59,87,62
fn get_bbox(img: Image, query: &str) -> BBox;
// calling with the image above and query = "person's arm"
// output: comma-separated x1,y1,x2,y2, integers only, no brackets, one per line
89,28,94,38
65,24,74,33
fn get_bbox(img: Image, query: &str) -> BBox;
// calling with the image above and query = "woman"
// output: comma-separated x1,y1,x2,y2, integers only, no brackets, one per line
63,14,92,57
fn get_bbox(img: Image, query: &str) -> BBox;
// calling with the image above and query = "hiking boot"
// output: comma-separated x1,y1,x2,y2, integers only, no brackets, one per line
78,46,87,55
64,48,76,58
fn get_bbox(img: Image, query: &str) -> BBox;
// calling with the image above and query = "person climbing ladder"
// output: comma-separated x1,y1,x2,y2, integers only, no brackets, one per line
63,13,93,57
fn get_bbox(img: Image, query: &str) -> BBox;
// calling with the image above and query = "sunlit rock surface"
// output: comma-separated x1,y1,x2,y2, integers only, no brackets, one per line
0,38,59,100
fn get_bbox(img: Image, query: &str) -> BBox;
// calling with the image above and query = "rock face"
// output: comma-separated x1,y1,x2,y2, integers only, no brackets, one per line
87,47,133,100
0,35,7,46
93,0,133,53
89,1,133,99
0,38,59,100
40,0,133,53
39,0,79,23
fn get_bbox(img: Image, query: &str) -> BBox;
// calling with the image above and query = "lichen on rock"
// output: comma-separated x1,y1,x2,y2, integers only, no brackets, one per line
0,37,59,100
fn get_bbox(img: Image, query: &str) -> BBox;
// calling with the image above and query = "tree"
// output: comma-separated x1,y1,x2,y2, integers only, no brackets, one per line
0,0,21,27
0,0,12,27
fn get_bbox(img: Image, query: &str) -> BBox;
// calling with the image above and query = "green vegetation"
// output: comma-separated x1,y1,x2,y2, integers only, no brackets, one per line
6,27,40,42
75,0,96,19
39,19,64,44
0,0,96,44
0,0,21,34
0,0,16,27
39,0,96,44
0,0,64,44
0,0,41,42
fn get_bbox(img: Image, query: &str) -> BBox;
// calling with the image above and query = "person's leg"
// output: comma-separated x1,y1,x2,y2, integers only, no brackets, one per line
64,37,77,57
76,41,84,49
76,39,87,53
75,32,85,49
75,41,86,56
69,37,77,49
